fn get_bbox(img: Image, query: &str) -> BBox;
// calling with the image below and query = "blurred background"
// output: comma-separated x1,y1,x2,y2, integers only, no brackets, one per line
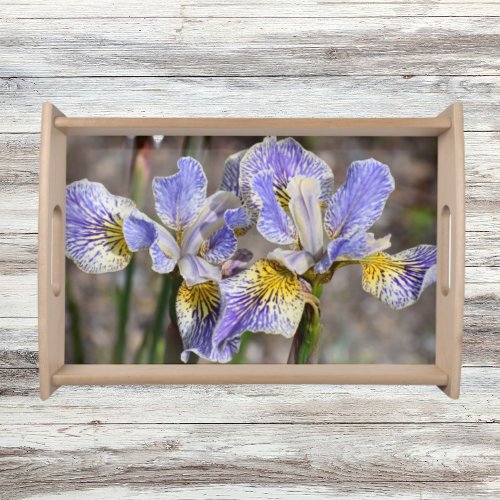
66,135,437,364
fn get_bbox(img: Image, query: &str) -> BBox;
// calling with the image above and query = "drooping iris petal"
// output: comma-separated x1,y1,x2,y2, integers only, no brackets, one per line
220,149,246,196
252,170,296,245
359,244,437,309
200,224,237,265
314,229,368,274
177,280,238,363
213,259,305,352
66,180,135,273
268,248,315,275
181,191,240,255
287,176,324,259
153,156,207,231
324,159,395,240
178,255,222,286
123,208,180,274
240,137,334,221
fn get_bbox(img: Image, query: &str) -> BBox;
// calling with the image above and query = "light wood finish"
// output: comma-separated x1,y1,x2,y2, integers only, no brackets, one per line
436,103,466,398
54,116,451,137
52,364,449,386
1,2,498,497
38,105,463,398
38,103,67,401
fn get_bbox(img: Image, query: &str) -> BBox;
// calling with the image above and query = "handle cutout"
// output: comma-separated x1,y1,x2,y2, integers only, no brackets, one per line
440,205,451,296
51,205,63,297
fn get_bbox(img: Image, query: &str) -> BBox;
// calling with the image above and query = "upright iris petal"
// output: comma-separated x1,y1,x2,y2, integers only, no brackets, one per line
221,149,246,196
176,280,238,363
213,259,305,353
287,176,324,260
66,179,135,273
324,159,394,240
252,170,296,245
153,157,207,231
359,245,437,309
240,137,334,222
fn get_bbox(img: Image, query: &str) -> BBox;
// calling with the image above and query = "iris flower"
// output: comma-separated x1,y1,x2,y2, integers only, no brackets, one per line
212,137,437,359
65,157,243,363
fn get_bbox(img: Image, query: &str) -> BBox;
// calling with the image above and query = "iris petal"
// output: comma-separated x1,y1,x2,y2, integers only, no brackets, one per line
181,191,240,255
178,255,222,286
66,180,135,273
240,137,334,222
123,208,180,274
177,280,237,363
324,159,395,240
252,170,296,245
364,232,392,256
314,230,367,274
287,176,324,259
153,157,207,231
221,149,246,196
213,259,305,352
200,224,237,265
268,248,315,275
224,206,253,235
359,245,437,309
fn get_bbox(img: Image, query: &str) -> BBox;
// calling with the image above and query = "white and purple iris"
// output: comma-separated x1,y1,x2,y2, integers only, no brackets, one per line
66,137,437,364
66,157,241,362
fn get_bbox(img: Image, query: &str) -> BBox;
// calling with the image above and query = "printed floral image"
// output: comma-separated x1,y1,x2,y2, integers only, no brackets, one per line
65,136,437,364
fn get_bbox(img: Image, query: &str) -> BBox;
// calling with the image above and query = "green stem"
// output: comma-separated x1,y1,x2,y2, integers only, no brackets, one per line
114,256,135,363
66,274,85,364
148,274,173,364
289,280,323,364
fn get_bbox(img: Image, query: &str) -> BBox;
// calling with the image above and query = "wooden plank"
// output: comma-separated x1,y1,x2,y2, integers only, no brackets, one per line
0,423,498,489
2,17,499,78
1,367,498,424
54,116,452,137
4,483,499,500
1,1,499,19
0,77,498,134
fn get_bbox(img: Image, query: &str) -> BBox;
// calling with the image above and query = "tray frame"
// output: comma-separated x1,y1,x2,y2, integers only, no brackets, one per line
38,102,465,400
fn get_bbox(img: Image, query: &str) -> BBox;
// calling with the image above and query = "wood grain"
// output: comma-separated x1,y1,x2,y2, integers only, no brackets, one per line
1,17,499,77
0,1,499,497
0,367,498,424
1,0,498,18
0,76,498,134
0,423,498,492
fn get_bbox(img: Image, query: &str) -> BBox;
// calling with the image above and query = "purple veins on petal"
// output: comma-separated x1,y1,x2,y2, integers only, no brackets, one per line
324,158,395,240
123,208,180,274
314,229,367,274
180,191,240,256
200,223,237,265
239,136,334,222
177,280,238,363
153,156,207,231
252,169,296,245
359,244,437,309
220,149,247,196
65,179,135,273
213,259,305,353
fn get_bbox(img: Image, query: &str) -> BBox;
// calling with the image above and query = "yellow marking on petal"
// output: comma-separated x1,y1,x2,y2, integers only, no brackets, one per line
177,280,221,324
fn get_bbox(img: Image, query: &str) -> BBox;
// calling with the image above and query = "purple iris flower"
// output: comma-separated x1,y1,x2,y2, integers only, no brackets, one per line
212,138,437,353
65,157,243,363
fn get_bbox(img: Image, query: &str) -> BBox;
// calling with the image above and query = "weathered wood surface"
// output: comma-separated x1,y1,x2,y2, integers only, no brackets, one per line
0,1,499,498
1,17,499,77
0,0,498,18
